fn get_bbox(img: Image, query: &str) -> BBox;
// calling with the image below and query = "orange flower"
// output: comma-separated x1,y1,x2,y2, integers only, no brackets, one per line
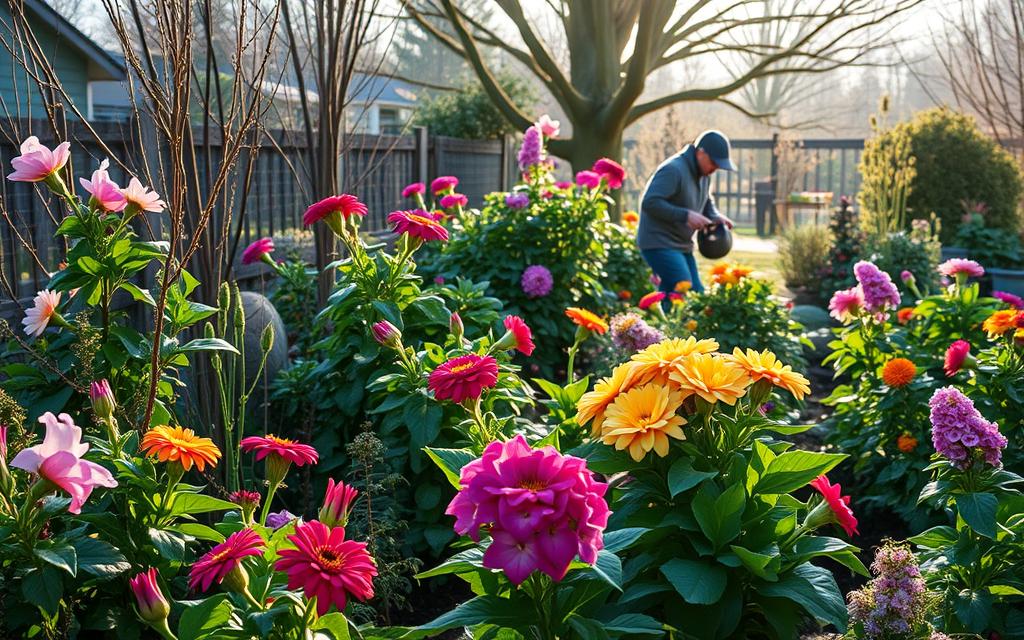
710,263,753,286
141,425,222,472
729,348,811,400
618,290,632,300
622,211,640,226
668,353,752,405
685,319,698,332
565,307,608,334
881,358,916,388
982,309,1022,337
896,308,914,324
897,433,918,453
627,337,719,387
674,280,692,293
575,362,634,437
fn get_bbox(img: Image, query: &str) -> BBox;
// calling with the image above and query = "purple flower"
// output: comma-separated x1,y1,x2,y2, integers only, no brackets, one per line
518,126,543,170
853,261,900,319
609,313,665,353
434,275,446,285
505,192,530,209
929,386,1007,468
266,510,297,530
994,290,1024,309
521,265,553,298
847,541,928,639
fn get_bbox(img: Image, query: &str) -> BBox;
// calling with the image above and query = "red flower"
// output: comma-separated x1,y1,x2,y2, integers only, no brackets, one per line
638,291,666,310
303,194,367,226
592,158,626,189
387,209,449,242
428,354,499,403
809,476,858,537
189,528,264,592
241,237,274,265
430,175,459,194
319,478,359,528
275,520,377,616
944,340,971,377
503,315,535,356
240,435,318,467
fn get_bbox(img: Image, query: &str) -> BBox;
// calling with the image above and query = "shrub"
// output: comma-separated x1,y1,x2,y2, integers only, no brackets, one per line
954,209,1023,269
412,75,535,139
778,223,831,291
819,197,865,305
858,107,1023,243
865,217,941,296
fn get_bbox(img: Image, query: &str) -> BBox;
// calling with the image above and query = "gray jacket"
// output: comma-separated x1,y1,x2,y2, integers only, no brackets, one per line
637,145,720,251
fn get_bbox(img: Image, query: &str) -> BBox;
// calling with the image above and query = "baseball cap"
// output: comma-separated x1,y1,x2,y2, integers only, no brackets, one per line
695,130,736,172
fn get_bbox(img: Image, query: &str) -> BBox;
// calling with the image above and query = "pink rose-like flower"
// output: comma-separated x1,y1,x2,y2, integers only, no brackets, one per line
938,258,984,279
575,170,601,189
592,158,626,189
275,520,377,616
189,528,264,592
10,412,118,514
431,176,459,194
502,315,535,356
440,193,468,209
944,340,971,377
319,478,359,528
241,237,274,265
428,354,499,403
402,182,425,198
828,286,864,323
121,177,166,213
445,435,609,584
993,291,1024,309
535,114,560,138
7,136,71,182
129,568,171,623
388,209,449,242
809,475,859,537
22,289,62,337
80,159,127,212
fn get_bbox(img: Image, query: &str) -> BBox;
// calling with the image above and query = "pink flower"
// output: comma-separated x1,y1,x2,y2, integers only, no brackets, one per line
89,379,116,422
0,425,8,461
22,289,62,337
502,315,535,356
938,258,984,279
275,520,377,616
371,320,401,348
592,158,626,189
121,177,166,213
387,209,449,242
439,193,468,209
7,136,71,182
900,270,914,284
240,434,318,466
10,412,117,514
401,182,425,198
189,528,264,592
993,291,1024,309
555,181,572,190
428,354,499,403
129,568,171,623
535,114,560,138
445,435,609,584
241,238,275,265
79,159,127,212
944,340,971,377
809,475,858,537
575,170,601,189
303,194,367,226
828,286,864,323
638,291,666,310
319,478,359,528
431,176,459,194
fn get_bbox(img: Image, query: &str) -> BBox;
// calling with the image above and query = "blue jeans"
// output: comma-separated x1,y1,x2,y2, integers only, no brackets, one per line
641,249,705,307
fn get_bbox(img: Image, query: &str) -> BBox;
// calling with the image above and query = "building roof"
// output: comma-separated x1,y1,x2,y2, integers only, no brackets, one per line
21,0,124,80
347,72,419,107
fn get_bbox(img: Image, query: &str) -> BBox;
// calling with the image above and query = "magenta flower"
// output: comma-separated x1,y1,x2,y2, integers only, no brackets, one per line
387,209,449,242
0,425,8,461
431,176,459,194
592,158,626,189
828,286,864,323
371,320,401,348
402,182,425,198
502,314,535,356
445,435,609,584
89,379,116,422
428,354,499,403
518,125,543,169
535,114,560,138
900,270,914,284
7,136,71,182
121,177,166,213
555,181,572,190
521,264,553,298
505,192,530,209
938,258,984,279
853,261,900,317
129,568,171,624
189,528,264,592
80,159,127,212
944,340,971,377
440,193,468,209
241,237,275,265
993,290,1024,309
929,386,1006,468
10,412,117,514
319,478,359,528
303,194,367,227
575,170,601,189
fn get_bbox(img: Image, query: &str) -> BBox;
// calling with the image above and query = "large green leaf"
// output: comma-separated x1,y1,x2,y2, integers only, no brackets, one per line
148,527,190,562
424,447,476,489
660,558,727,605
72,537,130,578
313,613,352,640
667,458,717,497
692,482,746,549
757,563,847,631
22,566,63,615
35,544,77,577
178,595,234,640
415,547,486,579
170,493,239,517
754,451,846,495
956,492,998,539
602,527,649,554
409,595,537,636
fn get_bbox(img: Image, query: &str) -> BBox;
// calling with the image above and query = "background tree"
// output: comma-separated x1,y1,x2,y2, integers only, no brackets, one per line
412,73,534,139
405,0,922,172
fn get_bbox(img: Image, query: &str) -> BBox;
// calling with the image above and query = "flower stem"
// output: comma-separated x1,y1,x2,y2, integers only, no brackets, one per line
259,481,280,527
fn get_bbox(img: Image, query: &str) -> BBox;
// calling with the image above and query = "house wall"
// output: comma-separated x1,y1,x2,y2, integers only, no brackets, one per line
0,3,90,120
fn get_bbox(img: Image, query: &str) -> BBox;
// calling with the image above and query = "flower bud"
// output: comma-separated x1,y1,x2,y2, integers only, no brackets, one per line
129,568,172,624
221,562,250,595
319,478,358,528
230,489,261,524
260,323,275,354
371,320,402,349
0,425,11,494
900,270,914,285
89,379,116,423
450,312,465,343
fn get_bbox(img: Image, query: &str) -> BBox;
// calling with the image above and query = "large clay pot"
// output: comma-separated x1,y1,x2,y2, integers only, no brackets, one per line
989,267,1024,298
240,291,288,388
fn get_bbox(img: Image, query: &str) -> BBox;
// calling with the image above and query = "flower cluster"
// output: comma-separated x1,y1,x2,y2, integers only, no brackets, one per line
929,386,1007,468
609,313,665,353
575,158,626,191
847,541,928,638
709,262,753,286
853,260,901,319
505,192,530,209
445,435,609,585
521,264,554,298
518,125,543,170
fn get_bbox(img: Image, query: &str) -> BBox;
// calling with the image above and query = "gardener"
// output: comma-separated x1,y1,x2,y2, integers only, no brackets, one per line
637,130,735,297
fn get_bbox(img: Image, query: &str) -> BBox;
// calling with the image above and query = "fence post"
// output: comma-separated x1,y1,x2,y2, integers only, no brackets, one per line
769,132,780,232
499,133,511,191
414,126,428,183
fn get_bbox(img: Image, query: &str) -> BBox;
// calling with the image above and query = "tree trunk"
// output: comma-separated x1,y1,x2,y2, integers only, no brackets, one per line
567,123,625,221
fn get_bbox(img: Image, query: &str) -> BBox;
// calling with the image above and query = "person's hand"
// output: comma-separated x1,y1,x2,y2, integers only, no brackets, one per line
687,211,713,230
717,213,735,229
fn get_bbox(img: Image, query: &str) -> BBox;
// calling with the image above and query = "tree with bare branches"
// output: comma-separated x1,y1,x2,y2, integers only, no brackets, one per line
406,0,922,172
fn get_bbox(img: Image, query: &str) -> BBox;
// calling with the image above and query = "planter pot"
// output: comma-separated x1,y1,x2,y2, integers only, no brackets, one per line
940,246,969,261
240,291,288,387
988,267,1024,298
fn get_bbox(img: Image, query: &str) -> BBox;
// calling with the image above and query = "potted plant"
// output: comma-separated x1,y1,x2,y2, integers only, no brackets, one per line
954,210,1024,296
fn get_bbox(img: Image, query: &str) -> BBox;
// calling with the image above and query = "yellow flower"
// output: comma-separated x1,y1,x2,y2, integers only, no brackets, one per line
575,362,634,437
710,263,754,286
622,211,639,226
685,319,698,332
669,353,752,405
627,337,720,387
729,348,811,400
602,383,686,462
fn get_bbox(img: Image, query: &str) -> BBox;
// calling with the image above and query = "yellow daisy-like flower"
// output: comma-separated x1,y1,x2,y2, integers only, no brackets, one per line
575,362,634,437
729,347,811,400
668,352,752,406
601,383,686,462
627,337,720,387
982,309,1021,337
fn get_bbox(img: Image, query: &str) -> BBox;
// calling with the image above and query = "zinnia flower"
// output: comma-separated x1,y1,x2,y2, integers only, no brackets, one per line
575,170,601,189
993,290,1024,309
121,177,166,213
141,425,222,472
505,192,530,209
10,412,118,514
240,435,319,481
565,307,608,335
896,308,914,324
897,434,918,453
80,159,127,211
592,158,625,189
189,528,264,592
944,340,971,377
668,353,752,405
401,182,425,198
501,315,535,356
808,476,858,536
881,358,916,388
230,489,261,522
929,386,1006,468
535,114,560,138
627,337,719,387
575,362,634,436
129,568,171,624
303,194,367,227
828,286,864,323
518,125,543,169
638,291,666,310
982,309,1022,337
241,237,274,265
439,193,468,209
622,211,640,226
445,435,609,584
521,265,553,298
275,520,377,615
428,354,499,403
431,176,458,194
938,258,984,279
853,261,901,317
602,384,686,461
387,209,449,242
319,478,359,528
710,263,753,286
7,136,71,182
22,289,62,337
729,348,811,400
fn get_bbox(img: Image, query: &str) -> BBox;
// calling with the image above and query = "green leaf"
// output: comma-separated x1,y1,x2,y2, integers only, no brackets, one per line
22,566,63,615
72,537,130,578
730,545,778,581
567,615,611,640
425,448,476,489
170,494,239,517
956,492,998,539
954,589,993,630
169,523,226,543
588,550,623,591
660,558,727,605
178,594,234,640
791,537,868,577
177,338,240,354
35,544,77,577
757,563,847,631
415,484,442,510
415,547,486,580
603,613,664,636
411,595,536,635
908,525,957,549
120,282,156,306
148,527,190,562
692,481,746,549
602,527,649,554
667,458,717,497
313,612,352,640
754,451,847,495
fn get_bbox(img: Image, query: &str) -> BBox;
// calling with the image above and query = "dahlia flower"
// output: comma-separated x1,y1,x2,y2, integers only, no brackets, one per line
828,286,864,323
592,158,625,189
431,175,458,194
881,358,916,388
602,383,686,461
505,192,530,209
80,159,127,211
275,521,377,616
387,209,449,242
521,265,554,298
518,125,543,169
929,386,1006,468
575,170,601,189
241,237,275,265
121,177,166,214
428,354,499,403
575,362,634,437
944,340,971,377
10,412,117,514
853,261,900,317
445,435,609,584
808,475,858,536
189,528,264,592
22,289,63,337
669,353,751,405
7,136,71,182
141,425,222,472
938,258,984,279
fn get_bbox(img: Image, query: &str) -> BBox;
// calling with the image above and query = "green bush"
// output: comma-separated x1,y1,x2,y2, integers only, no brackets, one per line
412,75,535,139
858,107,1023,243
865,217,942,296
777,223,830,291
